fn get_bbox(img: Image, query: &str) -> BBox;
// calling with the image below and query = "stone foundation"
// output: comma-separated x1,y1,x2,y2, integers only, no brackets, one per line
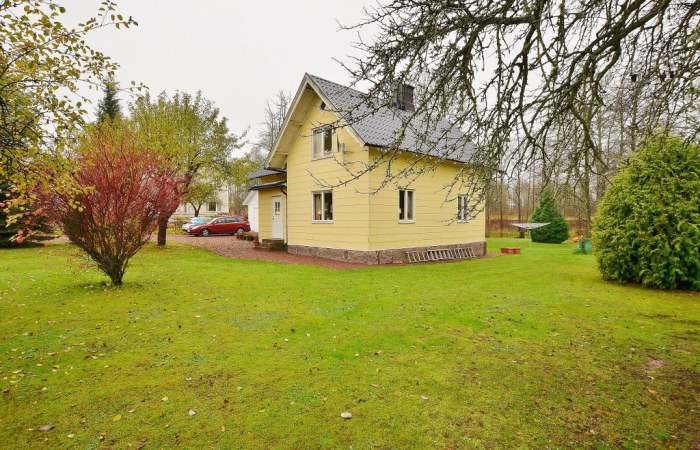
287,241,487,265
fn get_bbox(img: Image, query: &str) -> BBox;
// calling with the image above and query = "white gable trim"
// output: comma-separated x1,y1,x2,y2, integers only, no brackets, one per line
265,73,367,169
242,190,257,206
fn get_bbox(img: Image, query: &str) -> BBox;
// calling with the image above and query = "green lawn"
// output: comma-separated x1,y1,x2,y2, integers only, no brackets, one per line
0,239,698,449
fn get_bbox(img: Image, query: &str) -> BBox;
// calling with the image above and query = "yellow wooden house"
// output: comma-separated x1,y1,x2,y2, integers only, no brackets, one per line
249,74,486,264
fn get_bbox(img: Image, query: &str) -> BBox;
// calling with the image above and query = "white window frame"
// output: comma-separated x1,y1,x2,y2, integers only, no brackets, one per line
311,126,334,160
457,194,471,222
398,189,415,223
312,190,334,223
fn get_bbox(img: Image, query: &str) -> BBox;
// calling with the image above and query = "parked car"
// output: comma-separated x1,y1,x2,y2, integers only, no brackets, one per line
181,217,208,232
189,216,250,237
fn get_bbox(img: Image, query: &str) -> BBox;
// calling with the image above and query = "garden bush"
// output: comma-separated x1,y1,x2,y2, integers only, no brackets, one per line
593,135,700,290
530,190,570,243
1,181,53,246
42,125,184,285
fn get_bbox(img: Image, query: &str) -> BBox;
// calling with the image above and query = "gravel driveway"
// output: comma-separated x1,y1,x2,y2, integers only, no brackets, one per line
166,234,369,269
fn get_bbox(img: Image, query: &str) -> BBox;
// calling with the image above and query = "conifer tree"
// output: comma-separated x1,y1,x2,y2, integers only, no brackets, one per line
593,135,699,290
530,190,570,244
96,81,122,122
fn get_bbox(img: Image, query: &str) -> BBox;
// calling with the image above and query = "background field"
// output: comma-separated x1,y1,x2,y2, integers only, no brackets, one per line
1,239,698,448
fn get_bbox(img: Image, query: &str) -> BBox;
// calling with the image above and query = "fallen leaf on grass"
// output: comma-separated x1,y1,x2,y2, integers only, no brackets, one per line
67,434,74,439
112,414,122,421
161,396,168,402
421,395,429,400
340,412,352,419
188,409,196,416
38,425,54,432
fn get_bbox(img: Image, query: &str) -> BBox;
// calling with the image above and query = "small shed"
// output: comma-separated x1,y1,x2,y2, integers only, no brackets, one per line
243,190,259,232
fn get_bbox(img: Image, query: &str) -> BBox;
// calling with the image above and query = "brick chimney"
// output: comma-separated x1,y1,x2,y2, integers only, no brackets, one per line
395,83,415,111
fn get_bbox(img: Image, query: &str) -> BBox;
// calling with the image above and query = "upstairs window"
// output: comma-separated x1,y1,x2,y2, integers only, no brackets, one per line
398,189,415,222
457,195,471,222
312,127,334,159
312,191,333,222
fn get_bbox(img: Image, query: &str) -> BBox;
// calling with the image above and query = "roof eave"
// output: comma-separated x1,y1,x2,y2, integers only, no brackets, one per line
265,74,368,169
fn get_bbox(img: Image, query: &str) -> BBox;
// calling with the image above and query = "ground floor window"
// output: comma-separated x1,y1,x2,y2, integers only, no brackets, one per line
399,189,415,222
208,201,218,212
457,194,471,222
313,191,333,222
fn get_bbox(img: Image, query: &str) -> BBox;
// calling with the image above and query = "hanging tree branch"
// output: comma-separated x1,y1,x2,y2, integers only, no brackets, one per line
330,0,699,221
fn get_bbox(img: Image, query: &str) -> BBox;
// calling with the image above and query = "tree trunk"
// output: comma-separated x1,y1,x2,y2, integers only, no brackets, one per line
499,176,505,238
193,205,201,217
582,149,593,235
157,214,170,246
516,173,525,239
107,266,124,286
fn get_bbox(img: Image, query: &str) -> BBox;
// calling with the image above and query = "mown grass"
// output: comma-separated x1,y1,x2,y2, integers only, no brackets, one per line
0,239,698,449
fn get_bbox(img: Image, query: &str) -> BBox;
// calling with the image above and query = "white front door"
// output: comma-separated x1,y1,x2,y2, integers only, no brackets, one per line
271,195,283,239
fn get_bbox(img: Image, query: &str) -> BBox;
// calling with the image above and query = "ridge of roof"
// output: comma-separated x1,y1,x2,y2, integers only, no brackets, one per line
305,74,475,164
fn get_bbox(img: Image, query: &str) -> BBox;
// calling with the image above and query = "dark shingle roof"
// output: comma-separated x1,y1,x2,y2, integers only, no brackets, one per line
247,168,286,180
307,74,475,164
248,180,287,190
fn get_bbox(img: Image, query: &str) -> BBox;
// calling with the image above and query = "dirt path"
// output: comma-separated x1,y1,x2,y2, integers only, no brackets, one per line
166,234,369,269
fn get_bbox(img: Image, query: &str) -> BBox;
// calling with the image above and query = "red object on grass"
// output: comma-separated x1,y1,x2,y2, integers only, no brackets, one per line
500,247,521,254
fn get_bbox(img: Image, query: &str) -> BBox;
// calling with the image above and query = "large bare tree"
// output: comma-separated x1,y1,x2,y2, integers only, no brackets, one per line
252,90,291,162
340,0,699,226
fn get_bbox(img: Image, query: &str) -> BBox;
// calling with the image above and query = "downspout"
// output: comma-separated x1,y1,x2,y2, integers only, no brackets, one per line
281,186,288,245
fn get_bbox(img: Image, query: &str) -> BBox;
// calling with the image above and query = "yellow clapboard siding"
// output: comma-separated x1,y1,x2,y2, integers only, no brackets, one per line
367,148,485,250
261,84,486,252
282,95,371,251
257,187,286,241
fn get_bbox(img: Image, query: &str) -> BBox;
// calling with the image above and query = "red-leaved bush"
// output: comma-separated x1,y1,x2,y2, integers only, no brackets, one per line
43,126,184,285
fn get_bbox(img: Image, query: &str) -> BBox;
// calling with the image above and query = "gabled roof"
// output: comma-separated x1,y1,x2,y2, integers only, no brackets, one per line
248,180,287,191
266,73,474,168
242,190,257,206
246,168,286,180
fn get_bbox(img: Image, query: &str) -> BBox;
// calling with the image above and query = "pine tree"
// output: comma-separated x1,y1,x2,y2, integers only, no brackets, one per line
96,81,122,122
529,190,570,243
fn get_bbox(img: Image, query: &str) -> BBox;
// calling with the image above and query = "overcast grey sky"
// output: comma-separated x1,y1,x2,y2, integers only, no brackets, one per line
71,0,375,154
